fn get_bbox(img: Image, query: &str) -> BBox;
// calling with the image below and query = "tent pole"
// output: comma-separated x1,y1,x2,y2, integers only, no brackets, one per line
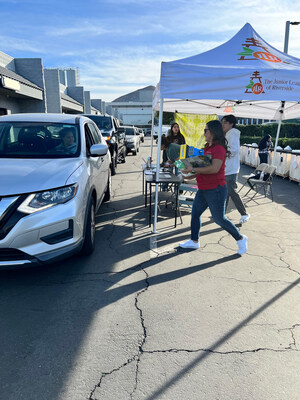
150,109,155,161
153,98,163,234
272,103,284,166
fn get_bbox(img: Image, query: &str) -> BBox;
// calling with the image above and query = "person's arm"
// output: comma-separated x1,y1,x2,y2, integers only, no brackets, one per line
227,131,239,157
182,158,223,175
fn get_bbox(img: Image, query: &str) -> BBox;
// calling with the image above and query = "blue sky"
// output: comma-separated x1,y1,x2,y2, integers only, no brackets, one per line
1,0,300,101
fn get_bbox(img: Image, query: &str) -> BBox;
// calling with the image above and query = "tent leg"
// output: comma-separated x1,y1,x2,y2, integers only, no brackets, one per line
150,109,155,161
272,105,284,166
153,98,164,234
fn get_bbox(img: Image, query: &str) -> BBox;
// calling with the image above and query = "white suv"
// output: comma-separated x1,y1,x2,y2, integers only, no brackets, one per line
0,113,111,268
123,125,140,155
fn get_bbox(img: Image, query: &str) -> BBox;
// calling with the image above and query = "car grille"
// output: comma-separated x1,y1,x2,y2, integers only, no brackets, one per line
0,248,35,262
0,195,27,240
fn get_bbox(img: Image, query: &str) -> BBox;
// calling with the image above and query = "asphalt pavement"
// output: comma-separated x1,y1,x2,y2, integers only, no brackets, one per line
0,137,299,400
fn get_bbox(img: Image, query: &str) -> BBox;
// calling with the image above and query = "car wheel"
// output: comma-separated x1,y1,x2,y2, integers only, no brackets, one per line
110,153,117,175
121,149,126,163
103,171,111,202
81,200,96,256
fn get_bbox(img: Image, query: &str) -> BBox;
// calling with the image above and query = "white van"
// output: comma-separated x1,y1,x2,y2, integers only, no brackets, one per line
153,125,171,139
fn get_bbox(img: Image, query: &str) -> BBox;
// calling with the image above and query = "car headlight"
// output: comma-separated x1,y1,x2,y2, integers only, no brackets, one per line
17,184,78,214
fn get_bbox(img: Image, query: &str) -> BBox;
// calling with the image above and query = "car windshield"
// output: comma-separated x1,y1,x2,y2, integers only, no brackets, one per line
0,122,80,158
124,127,135,135
87,116,112,131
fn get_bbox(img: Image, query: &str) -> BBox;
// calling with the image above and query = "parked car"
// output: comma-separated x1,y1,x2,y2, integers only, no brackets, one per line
82,114,126,175
137,128,145,143
153,125,171,139
0,113,111,268
122,125,140,155
145,128,152,136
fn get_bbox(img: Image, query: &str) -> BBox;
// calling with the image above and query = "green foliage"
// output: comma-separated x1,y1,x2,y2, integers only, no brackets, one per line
240,136,300,149
279,138,300,149
155,112,175,125
237,124,261,137
240,136,261,145
237,123,300,139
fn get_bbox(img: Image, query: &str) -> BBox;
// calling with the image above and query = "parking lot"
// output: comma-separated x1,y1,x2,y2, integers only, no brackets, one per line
0,137,299,400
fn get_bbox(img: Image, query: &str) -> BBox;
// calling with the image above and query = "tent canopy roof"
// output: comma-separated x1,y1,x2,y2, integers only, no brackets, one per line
153,23,300,120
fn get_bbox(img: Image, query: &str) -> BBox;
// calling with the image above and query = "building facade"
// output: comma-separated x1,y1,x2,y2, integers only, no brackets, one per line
108,85,155,127
0,50,102,115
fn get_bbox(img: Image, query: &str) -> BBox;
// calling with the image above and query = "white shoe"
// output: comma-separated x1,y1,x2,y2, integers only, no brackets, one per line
237,235,248,255
239,214,250,224
179,239,200,249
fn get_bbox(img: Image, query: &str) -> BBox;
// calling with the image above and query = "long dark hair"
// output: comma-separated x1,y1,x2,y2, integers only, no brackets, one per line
259,134,272,150
206,120,230,157
167,123,185,144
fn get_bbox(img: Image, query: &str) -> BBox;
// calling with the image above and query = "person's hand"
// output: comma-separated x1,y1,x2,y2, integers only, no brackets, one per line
181,168,189,174
182,167,192,174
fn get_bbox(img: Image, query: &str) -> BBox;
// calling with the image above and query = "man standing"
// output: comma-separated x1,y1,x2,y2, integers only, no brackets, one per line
221,115,250,224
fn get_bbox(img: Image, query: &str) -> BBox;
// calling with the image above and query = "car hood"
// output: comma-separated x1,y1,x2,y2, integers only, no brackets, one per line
0,158,83,196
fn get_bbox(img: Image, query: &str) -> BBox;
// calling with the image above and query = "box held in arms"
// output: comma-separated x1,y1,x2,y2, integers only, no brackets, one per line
174,154,212,170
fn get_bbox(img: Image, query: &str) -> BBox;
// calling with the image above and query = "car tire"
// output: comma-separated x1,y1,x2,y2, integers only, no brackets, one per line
121,149,126,163
81,200,96,256
110,153,117,175
103,171,111,202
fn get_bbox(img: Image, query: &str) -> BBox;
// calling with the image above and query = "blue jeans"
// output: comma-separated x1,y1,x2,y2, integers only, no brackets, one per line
191,185,243,242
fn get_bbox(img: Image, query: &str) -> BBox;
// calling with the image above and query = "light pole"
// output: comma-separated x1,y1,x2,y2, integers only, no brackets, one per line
284,21,300,53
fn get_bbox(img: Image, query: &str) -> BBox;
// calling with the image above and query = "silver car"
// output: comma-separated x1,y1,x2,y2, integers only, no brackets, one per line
123,126,140,155
0,113,111,268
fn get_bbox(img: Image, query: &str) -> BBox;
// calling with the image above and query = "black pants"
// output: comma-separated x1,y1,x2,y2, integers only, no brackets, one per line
225,174,247,216
259,153,268,164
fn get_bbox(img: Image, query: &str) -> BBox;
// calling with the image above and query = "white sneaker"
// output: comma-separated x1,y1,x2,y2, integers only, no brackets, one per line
179,239,200,249
239,214,250,224
237,235,248,255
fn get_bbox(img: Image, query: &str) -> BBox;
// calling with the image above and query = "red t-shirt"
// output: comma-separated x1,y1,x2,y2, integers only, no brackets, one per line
196,144,226,190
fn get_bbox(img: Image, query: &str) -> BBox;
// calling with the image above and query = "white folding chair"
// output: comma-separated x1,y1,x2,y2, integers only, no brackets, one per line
238,163,269,193
244,165,276,203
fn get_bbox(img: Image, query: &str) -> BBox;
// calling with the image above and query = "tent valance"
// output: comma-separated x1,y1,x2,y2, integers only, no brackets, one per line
153,23,300,120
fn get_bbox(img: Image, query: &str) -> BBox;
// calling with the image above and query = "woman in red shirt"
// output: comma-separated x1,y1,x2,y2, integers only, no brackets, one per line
179,120,248,255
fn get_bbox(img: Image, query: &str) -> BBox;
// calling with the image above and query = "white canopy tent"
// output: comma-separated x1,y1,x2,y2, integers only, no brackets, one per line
152,23,300,232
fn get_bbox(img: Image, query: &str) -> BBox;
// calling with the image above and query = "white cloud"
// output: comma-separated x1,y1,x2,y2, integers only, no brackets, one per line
48,24,108,37
0,35,42,53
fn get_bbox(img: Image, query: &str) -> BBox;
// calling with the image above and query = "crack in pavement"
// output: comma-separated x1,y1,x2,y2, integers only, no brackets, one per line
87,262,150,400
279,323,300,349
130,265,150,399
88,355,138,400
142,346,299,355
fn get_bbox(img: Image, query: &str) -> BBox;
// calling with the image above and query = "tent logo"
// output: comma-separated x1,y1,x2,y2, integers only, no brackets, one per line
237,37,282,63
245,71,265,95
224,102,235,113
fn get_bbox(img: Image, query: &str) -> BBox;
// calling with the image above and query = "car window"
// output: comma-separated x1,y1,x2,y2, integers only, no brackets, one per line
88,123,101,144
124,127,135,135
85,116,112,130
84,124,94,154
0,122,80,158
112,118,119,131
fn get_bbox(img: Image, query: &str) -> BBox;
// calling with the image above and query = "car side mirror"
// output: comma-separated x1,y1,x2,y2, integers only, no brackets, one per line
90,143,108,157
